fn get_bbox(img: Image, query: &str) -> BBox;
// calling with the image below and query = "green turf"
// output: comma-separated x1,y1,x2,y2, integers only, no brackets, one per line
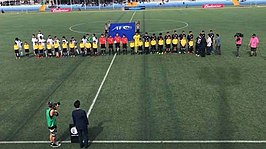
1,7,266,149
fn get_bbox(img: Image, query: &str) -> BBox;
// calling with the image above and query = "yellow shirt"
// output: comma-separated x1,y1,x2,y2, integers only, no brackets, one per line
166,39,171,45
144,41,150,48
62,43,68,49
79,43,85,48
138,41,143,46
34,44,39,50
92,43,98,49
172,39,178,45
85,42,91,49
133,34,140,42
189,41,194,47
14,44,19,50
151,40,156,46
158,39,164,46
23,44,29,50
69,43,75,48
47,44,52,50
181,39,187,47
130,42,135,48
38,44,44,50
54,43,59,48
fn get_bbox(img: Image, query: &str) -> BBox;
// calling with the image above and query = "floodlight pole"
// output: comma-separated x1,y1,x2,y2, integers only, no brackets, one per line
70,0,73,10
98,0,100,10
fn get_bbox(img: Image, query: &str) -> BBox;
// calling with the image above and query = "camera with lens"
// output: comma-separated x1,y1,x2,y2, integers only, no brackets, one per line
234,33,244,37
48,101,60,110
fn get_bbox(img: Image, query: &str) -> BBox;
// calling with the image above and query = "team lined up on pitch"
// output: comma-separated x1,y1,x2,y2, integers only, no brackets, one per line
13,30,259,59
13,30,216,59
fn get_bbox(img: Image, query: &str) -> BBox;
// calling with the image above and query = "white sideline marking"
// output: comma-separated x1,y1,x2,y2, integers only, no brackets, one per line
87,11,135,117
2,140,266,144
130,11,136,22
87,53,117,118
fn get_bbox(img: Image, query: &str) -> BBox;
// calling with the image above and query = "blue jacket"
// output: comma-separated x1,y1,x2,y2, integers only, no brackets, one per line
72,109,89,130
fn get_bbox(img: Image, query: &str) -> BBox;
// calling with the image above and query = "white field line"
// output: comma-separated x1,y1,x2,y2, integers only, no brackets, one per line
87,11,136,117
2,140,266,144
87,53,117,118
130,11,136,22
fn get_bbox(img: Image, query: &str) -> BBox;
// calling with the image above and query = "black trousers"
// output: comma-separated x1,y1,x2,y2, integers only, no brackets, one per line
77,128,88,148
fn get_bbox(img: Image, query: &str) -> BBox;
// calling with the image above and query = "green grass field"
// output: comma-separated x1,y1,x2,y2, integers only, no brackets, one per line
1,7,266,149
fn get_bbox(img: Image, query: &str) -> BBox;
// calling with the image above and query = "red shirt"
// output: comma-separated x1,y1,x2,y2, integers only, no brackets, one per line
107,37,114,44
99,37,106,45
114,36,121,43
121,37,128,44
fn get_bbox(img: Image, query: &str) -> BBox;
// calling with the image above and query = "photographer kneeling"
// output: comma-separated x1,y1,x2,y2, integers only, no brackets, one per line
234,33,243,58
46,102,61,148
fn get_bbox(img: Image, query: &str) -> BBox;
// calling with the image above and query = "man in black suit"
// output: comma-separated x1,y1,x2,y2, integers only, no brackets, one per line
72,100,89,148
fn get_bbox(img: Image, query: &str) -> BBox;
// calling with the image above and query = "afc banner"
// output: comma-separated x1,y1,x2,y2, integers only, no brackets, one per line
108,22,135,41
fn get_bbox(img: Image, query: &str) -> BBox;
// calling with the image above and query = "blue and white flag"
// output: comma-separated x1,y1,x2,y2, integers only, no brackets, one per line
108,22,135,41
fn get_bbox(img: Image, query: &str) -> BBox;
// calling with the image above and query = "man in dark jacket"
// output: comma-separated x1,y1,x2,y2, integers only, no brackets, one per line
200,33,207,57
72,100,89,148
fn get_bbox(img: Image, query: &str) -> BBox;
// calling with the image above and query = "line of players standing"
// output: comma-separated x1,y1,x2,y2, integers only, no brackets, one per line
131,30,221,57
13,30,221,59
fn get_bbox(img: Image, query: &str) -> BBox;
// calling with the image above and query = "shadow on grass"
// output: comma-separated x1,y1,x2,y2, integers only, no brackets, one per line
59,120,110,143
199,66,240,149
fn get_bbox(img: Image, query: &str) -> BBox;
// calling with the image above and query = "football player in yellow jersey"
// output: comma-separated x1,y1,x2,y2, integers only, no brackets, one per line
46,42,53,57
69,40,75,57
188,39,194,54
14,42,20,59
150,37,157,54
79,40,85,56
158,37,164,54
38,42,44,58
172,37,178,53
129,40,135,55
33,42,39,56
92,41,98,56
144,39,150,55
165,36,171,53
180,35,187,54
133,32,140,53
138,38,143,55
62,41,68,57
23,41,30,57
85,41,91,56
54,41,60,58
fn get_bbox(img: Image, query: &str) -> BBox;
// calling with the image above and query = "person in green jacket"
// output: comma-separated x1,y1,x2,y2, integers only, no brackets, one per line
46,102,61,148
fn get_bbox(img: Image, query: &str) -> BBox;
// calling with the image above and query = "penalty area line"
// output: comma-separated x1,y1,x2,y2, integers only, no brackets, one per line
2,140,266,144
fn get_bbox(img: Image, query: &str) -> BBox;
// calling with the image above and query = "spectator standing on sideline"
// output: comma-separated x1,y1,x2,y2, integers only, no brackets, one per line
215,34,221,55
249,34,259,56
235,34,243,58
72,100,89,149
200,34,206,57
206,34,212,55
209,30,214,53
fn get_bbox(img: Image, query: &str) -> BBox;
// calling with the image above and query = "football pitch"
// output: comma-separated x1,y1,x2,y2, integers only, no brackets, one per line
1,7,266,149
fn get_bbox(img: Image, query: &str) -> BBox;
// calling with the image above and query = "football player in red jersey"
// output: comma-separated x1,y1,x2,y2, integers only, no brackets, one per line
121,34,128,55
114,33,121,55
99,34,107,55
107,35,114,55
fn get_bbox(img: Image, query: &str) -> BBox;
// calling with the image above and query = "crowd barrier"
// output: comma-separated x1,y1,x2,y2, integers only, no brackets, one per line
1,0,266,12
